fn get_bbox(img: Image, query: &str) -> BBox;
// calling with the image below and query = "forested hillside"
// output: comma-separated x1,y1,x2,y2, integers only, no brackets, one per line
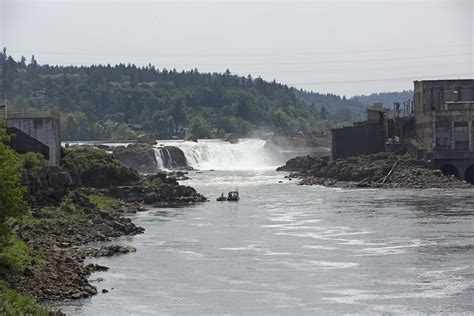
293,89,366,122
351,91,413,108
1,48,362,140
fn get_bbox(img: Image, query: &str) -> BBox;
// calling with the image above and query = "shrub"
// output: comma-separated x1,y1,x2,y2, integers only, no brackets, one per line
20,152,45,169
431,169,443,177
0,280,48,316
0,232,32,272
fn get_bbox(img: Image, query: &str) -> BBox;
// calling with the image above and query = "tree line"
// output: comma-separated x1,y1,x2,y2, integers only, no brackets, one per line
1,48,365,140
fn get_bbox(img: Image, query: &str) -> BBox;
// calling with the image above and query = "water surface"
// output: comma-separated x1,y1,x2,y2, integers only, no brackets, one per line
57,170,474,315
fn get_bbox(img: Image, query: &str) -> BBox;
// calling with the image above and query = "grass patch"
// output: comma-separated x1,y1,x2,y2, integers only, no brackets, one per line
0,228,44,273
10,195,87,227
0,280,49,316
0,230,31,272
88,193,120,210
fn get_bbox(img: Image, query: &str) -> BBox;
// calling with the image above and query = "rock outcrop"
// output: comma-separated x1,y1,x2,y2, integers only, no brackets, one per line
61,146,140,188
278,153,472,189
137,133,157,145
224,133,239,144
113,143,158,173
21,165,73,207
103,172,206,206
185,134,198,142
158,146,188,169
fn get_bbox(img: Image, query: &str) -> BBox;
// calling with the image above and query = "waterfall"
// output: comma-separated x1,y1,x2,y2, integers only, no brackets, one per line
153,139,285,171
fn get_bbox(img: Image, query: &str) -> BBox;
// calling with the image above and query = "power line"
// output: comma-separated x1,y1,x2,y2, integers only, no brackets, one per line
8,42,473,59
289,72,474,85
254,60,472,75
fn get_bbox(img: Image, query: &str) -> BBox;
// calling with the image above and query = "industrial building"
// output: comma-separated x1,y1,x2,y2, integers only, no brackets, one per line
331,79,474,183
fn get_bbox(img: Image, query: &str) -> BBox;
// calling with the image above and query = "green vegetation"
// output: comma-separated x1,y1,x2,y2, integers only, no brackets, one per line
62,146,124,176
0,126,48,315
0,48,365,140
0,124,29,269
0,232,33,272
431,169,443,177
88,193,120,210
20,151,45,169
0,281,49,316
0,122,27,224
62,146,139,187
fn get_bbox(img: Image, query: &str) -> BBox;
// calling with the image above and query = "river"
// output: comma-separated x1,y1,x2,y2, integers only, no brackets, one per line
56,140,474,315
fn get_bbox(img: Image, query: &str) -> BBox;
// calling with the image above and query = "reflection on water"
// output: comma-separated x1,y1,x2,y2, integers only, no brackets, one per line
54,170,474,315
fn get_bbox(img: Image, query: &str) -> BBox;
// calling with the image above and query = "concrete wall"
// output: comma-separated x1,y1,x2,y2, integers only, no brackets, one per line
6,112,61,166
331,123,385,160
414,79,474,151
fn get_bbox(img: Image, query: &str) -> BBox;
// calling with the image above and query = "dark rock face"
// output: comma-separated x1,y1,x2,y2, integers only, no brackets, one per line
81,164,140,188
137,133,157,145
21,165,73,206
113,144,158,173
277,152,472,189
276,155,324,172
103,172,207,206
224,133,239,144
185,134,198,142
158,146,188,169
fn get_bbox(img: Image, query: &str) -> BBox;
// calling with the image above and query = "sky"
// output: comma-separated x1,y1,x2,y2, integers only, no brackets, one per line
1,0,473,97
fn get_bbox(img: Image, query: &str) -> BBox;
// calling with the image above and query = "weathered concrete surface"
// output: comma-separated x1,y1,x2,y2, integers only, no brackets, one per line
6,111,61,166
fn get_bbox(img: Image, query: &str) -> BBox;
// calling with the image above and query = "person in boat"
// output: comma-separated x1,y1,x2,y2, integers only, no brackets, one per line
227,191,239,201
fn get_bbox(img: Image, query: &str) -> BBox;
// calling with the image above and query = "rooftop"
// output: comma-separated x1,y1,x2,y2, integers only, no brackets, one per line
7,110,60,120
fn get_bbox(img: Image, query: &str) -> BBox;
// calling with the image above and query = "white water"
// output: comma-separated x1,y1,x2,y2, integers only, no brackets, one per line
154,139,284,171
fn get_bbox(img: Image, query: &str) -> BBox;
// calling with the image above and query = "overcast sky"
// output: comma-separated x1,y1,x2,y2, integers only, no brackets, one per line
1,0,473,96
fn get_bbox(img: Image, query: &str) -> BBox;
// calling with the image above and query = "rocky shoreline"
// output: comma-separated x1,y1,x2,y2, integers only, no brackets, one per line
4,194,145,301
1,145,208,312
278,153,472,189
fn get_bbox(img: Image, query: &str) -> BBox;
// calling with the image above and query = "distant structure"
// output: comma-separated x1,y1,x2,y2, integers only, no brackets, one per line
412,79,474,182
0,95,6,120
2,103,62,166
331,103,390,160
330,79,474,183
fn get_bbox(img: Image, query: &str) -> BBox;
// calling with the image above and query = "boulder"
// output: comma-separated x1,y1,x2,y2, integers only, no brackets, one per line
137,133,157,145
113,143,158,173
159,146,188,169
224,133,239,144
185,134,198,142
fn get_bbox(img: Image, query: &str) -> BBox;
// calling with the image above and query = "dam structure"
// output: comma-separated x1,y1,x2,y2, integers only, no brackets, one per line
5,109,61,166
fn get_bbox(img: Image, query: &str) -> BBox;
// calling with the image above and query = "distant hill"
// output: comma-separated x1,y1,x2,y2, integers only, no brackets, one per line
351,91,413,109
0,49,376,140
293,89,367,122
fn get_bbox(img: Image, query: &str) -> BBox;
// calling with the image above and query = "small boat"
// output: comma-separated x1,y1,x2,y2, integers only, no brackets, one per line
227,191,239,201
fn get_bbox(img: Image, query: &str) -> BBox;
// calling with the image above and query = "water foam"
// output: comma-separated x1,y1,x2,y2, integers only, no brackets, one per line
154,139,284,171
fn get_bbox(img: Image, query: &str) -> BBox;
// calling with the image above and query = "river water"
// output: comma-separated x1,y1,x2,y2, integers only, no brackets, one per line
56,141,474,315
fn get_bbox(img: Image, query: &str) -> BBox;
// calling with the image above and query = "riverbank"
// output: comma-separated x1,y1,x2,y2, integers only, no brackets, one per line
277,152,472,189
4,192,145,301
0,145,207,314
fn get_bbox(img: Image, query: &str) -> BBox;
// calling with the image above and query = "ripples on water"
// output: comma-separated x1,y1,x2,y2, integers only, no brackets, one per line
56,170,474,315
